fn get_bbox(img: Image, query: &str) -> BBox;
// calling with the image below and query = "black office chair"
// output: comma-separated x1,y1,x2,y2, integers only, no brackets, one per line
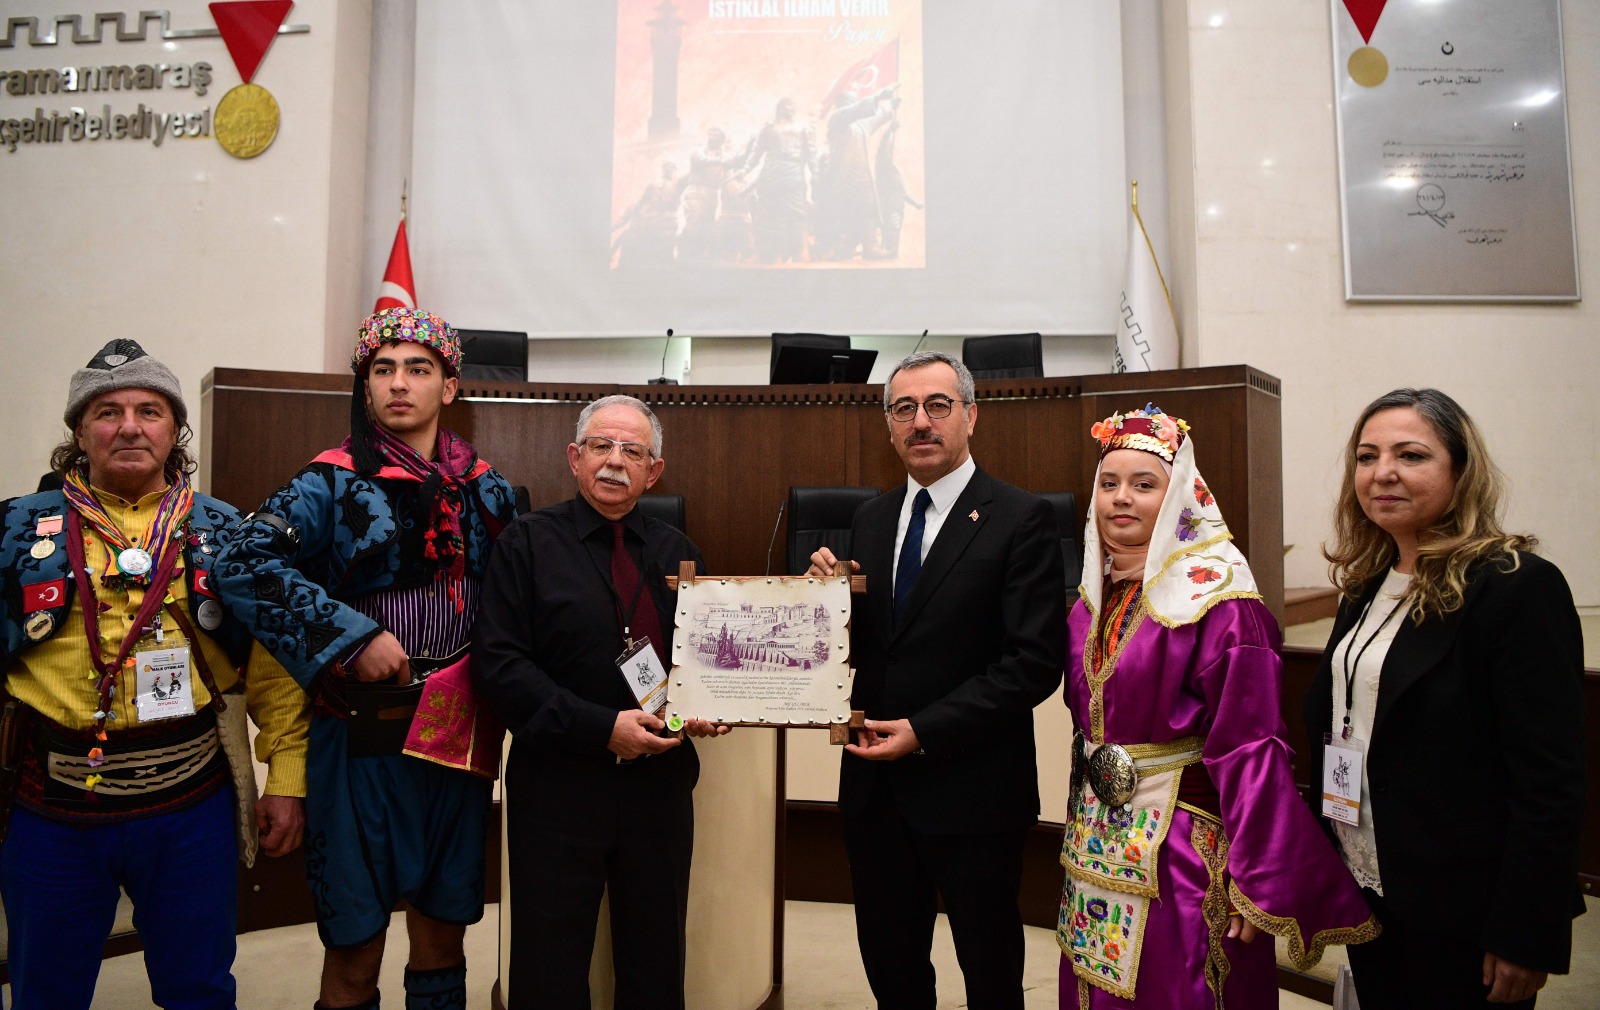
769,333,850,383
635,493,686,535
1038,491,1083,590
961,333,1043,380
457,329,528,382
784,486,880,576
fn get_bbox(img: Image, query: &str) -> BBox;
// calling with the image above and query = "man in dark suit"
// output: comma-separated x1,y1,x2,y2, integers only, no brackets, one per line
808,351,1065,1010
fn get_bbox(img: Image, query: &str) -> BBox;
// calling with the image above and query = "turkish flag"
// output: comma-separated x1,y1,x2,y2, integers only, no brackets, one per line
23,579,67,612
193,567,215,599
373,219,417,312
822,38,900,112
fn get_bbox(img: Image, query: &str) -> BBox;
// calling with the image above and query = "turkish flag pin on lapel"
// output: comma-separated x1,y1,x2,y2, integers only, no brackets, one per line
968,510,980,522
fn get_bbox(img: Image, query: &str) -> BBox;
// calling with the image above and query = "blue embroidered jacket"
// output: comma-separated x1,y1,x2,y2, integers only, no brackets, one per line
1,489,254,668
211,450,517,691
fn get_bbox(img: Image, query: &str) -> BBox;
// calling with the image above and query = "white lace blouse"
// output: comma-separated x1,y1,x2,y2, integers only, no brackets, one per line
1328,568,1412,894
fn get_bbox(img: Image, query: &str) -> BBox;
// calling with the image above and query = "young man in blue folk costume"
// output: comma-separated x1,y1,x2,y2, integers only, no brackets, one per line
214,308,518,1010
0,340,309,1010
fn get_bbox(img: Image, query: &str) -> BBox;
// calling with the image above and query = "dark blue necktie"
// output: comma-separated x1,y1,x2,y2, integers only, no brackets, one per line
894,488,932,623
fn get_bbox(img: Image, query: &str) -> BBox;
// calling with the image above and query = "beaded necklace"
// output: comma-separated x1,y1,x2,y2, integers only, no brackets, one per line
1092,579,1144,675
59,469,194,786
61,467,194,588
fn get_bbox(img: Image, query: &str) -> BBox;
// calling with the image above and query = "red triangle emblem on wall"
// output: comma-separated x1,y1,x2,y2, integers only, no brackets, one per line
210,1,294,84
1341,0,1387,45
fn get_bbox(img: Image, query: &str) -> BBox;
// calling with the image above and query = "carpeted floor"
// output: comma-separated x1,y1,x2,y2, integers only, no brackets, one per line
69,896,1598,1008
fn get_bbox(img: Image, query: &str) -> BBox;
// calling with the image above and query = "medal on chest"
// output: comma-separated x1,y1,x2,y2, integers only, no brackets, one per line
118,547,154,577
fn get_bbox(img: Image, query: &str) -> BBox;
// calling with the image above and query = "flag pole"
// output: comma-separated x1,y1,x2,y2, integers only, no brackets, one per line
374,183,418,312
1129,178,1175,320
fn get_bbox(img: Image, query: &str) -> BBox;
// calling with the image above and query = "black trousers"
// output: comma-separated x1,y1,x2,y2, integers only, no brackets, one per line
1348,888,1539,1010
842,801,1028,1010
504,747,697,1010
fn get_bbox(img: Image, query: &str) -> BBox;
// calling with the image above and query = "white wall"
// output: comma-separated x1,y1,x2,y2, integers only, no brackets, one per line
0,0,370,499
1164,0,1600,607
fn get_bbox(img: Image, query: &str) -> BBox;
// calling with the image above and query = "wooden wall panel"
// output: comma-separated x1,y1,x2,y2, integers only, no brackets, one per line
203,365,1284,617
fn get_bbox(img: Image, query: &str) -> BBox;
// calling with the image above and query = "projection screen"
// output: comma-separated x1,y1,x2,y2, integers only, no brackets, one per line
411,1,1125,338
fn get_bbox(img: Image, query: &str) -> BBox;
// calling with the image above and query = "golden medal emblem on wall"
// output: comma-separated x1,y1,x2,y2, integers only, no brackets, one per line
209,1,303,160
215,82,280,159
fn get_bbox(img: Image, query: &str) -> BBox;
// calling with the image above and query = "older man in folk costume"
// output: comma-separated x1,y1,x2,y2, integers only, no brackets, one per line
0,340,308,1010
1059,406,1377,1009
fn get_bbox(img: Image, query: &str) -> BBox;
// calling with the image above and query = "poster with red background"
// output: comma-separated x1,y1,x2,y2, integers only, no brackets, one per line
611,0,924,269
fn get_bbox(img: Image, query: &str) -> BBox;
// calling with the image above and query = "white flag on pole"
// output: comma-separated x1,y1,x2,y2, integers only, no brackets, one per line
1112,189,1178,372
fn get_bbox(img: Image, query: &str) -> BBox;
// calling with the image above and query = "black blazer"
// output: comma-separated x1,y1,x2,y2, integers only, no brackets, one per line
839,466,1066,835
1304,552,1586,973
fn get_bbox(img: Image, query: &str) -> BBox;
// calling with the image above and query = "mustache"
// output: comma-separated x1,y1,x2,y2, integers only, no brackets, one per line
904,433,943,447
597,465,632,487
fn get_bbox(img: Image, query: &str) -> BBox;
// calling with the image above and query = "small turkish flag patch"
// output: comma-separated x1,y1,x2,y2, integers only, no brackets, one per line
24,579,67,612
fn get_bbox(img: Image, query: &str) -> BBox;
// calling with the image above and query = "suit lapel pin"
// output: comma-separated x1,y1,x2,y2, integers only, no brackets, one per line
968,510,980,522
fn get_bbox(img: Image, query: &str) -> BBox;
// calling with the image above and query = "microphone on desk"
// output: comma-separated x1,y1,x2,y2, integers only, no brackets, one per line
648,328,679,385
764,499,786,577
911,328,929,355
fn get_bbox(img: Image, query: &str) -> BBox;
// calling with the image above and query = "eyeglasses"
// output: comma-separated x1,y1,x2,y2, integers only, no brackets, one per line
885,397,968,423
578,436,653,463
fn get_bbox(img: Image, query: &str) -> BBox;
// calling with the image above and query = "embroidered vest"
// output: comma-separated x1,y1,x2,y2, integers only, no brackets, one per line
1,489,253,668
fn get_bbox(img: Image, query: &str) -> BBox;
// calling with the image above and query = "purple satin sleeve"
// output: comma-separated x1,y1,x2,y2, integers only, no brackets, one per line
1189,599,1376,963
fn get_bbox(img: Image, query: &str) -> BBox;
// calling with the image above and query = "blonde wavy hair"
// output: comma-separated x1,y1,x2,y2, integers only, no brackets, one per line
1323,388,1534,623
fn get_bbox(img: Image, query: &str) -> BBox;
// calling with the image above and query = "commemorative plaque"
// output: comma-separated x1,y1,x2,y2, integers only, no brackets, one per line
665,567,862,743
1332,0,1578,300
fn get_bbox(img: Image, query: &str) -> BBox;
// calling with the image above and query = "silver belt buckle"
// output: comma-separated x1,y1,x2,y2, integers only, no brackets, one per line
1086,742,1138,807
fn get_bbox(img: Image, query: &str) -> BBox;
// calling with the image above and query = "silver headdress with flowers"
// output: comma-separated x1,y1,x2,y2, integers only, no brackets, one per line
1082,405,1260,627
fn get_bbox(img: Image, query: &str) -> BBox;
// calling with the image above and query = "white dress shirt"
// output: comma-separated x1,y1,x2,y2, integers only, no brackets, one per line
891,455,978,596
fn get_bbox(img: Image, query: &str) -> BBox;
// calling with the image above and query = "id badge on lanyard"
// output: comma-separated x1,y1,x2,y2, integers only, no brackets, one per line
615,637,667,717
133,615,197,724
1320,732,1365,826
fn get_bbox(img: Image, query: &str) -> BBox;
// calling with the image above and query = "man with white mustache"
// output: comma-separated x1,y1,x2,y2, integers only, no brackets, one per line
473,394,726,1010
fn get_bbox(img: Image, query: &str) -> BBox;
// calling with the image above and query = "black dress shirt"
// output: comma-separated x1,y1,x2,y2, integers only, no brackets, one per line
472,495,704,763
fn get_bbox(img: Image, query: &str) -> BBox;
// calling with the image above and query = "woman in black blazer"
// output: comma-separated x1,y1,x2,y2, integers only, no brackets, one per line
1306,388,1585,1008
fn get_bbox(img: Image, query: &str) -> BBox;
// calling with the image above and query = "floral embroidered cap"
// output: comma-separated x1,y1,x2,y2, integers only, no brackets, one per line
351,307,463,377
1081,406,1260,627
1090,403,1189,461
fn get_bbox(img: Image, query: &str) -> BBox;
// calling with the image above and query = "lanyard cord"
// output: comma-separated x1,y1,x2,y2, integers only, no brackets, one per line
66,508,187,737
1339,588,1404,739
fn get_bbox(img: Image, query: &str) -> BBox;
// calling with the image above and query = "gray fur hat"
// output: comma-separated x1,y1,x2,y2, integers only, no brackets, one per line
64,339,186,428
